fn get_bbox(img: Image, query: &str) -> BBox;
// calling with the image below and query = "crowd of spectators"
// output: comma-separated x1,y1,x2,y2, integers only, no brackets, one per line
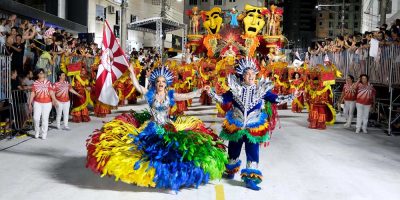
0,13,164,88
309,19,400,55
0,14,102,89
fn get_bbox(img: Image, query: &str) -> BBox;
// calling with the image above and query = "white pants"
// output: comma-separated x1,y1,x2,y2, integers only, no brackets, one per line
56,101,70,128
356,103,371,131
33,102,52,137
344,100,356,125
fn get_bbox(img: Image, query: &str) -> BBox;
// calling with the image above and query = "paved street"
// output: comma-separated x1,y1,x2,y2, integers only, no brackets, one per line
1,98,400,200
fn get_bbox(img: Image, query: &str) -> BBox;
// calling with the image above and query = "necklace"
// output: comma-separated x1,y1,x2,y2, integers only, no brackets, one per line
156,92,166,103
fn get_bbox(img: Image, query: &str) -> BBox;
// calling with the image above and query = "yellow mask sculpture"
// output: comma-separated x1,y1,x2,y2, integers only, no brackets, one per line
243,4,267,37
203,7,223,35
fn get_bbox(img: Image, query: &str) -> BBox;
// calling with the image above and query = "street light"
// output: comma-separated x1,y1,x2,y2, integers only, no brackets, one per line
315,1,351,36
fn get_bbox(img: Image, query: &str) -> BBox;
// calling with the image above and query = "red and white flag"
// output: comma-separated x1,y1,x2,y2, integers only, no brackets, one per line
95,20,128,106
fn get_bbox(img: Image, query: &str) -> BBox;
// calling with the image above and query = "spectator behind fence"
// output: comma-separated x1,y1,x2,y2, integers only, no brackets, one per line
6,34,24,74
0,18,6,46
21,70,34,90
34,44,56,79
28,68,58,139
340,75,357,128
54,72,82,130
10,69,22,91
355,74,376,134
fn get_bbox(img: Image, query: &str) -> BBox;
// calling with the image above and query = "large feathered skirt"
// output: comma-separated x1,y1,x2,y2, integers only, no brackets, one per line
86,111,227,191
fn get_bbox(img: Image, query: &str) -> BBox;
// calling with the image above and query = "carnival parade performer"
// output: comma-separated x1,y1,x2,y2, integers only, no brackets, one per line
206,58,278,191
305,74,336,130
340,75,357,128
85,64,227,191
290,71,305,113
28,68,58,139
54,72,82,130
355,74,376,133
227,7,239,28
71,67,92,122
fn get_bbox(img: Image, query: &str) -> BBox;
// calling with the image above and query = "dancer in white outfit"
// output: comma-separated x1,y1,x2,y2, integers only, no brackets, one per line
53,72,82,130
340,75,357,128
355,74,376,133
28,69,58,139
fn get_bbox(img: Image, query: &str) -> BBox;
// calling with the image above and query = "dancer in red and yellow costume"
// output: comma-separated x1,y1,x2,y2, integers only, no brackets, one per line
289,68,305,113
198,59,215,105
90,58,114,118
70,66,92,123
114,60,141,106
305,68,336,129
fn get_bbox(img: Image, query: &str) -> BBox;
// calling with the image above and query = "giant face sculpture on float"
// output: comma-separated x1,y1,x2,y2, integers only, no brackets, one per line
203,7,223,35
243,4,267,38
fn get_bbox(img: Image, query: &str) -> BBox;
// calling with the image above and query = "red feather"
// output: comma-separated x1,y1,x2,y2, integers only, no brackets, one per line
261,9,270,15
185,9,193,16
275,8,284,15
201,11,207,22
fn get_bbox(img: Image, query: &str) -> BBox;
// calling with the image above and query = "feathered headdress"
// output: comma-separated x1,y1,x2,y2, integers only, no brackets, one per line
236,57,259,75
149,66,174,87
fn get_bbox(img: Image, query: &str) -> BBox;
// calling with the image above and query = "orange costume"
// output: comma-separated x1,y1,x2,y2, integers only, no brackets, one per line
289,70,305,113
71,67,92,122
305,78,335,130
90,57,113,118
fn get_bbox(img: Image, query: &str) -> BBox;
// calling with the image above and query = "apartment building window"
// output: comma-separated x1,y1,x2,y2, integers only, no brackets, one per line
355,5,360,11
189,0,198,5
116,10,120,25
329,30,334,37
130,15,137,23
354,22,359,28
152,0,161,5
329,13,334,19
329,22,333,28
319,13,322,18
319,21,323,26
214,0,222,5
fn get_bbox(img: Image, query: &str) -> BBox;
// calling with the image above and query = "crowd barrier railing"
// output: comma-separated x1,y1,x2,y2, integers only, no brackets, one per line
0,55,11,101
10,89,32,132
309,45,400,86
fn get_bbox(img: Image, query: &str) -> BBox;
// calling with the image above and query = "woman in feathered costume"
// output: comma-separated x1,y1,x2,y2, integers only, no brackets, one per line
85,63,227,192
206,58,278,191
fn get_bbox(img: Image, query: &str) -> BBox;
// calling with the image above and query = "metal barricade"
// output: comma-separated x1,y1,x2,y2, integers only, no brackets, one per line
10,89,33,132
0,55,11,101
309,45,400,85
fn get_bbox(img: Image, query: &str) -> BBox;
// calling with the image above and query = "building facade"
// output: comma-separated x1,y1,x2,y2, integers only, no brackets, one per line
361,0,400,33
88,0,184,52
315,0,362,39
283,0,317,48
0,0,88,32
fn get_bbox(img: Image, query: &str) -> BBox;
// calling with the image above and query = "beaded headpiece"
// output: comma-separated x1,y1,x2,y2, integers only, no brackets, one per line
149,66,174,87
235,57,259,75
